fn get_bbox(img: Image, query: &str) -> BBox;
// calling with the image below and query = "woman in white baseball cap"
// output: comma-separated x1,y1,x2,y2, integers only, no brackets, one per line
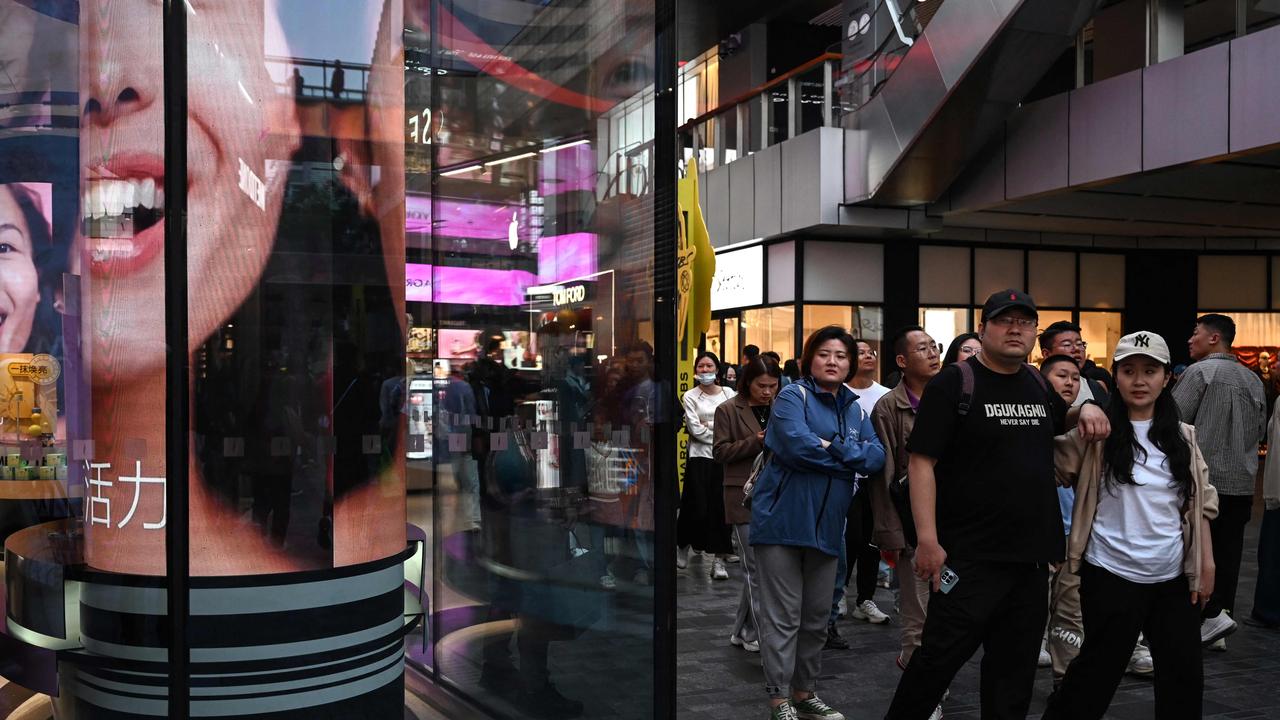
1043,331,1219,720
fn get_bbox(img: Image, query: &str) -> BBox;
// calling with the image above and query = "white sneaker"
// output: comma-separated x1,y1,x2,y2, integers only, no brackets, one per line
1201,610,1237,646
1209,637,1227,652
836,596,848,618
1127,643,1153,676
1038,638,1052,668
676,546,689,569
851,599,890,624
729,634,761,652
725,554,741,564
712,559,729,580
928,704,944,720
599,573,617,590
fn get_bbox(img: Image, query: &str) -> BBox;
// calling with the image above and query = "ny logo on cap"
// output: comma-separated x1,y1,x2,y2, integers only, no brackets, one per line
1134,334,1150,348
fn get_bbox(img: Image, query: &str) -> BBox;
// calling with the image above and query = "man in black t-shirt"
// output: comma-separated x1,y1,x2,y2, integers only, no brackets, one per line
884,290,1111,720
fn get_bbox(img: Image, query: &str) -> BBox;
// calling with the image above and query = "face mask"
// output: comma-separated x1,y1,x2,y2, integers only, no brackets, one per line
696,373,718,386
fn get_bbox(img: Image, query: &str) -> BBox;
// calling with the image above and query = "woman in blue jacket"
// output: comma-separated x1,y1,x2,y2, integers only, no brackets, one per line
751,325,886,720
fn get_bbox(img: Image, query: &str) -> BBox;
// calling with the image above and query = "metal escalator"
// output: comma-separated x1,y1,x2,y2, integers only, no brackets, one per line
845,0,1100,206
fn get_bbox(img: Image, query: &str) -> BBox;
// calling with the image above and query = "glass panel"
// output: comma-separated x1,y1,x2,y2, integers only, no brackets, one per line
1246,0,1280,33
744,306,796,361
1080,311,1125,372
2,0,169,714
414,0,658,716
767,85,789,147
803,305,854,339
797,64,826,135
920,308,974,365
1185,0,1237,53
707,320,722,363
919,246,971,305
1199,256,1267,310
724,316,740,366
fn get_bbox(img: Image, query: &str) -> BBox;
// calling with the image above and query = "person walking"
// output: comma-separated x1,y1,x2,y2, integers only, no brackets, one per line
1172,314,1267,649
1043,331,1218,720
1252,395,1280,629
678,351,737,579
884,290,1110,720
750,326,885,720
826,339,892,650
869,325,943,720
714,356,783,654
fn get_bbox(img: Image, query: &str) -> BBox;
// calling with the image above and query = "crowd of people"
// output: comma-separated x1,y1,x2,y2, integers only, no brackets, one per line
678,291,1277,720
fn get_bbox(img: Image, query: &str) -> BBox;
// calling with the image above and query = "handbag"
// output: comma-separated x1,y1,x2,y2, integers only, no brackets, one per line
740,449,770,509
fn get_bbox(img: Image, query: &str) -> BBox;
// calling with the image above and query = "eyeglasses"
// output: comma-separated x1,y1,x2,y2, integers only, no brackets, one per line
958,345,979,356
988,316,1037,329
909,344,939,357
1054,340,1088,351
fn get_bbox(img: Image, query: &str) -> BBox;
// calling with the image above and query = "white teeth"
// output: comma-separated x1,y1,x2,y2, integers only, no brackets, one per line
89,184,105,219
122,180,137,210
104,180,125,216
83,177,164,221
138,177,156,209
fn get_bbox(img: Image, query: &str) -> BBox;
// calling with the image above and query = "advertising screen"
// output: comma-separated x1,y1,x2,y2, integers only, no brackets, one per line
80,0,406,576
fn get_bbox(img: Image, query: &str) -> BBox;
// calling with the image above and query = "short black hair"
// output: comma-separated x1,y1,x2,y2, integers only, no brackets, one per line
762,350,782,363
743,345,760,360
1039,354,1078,375
695,350,721,369
1039,320,1082,352
1197,313,1237,347
799,326,857,383
782,358,800,381
890,325,926,359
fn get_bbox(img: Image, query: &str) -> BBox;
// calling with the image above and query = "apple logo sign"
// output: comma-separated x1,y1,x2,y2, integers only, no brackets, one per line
508,212,519,250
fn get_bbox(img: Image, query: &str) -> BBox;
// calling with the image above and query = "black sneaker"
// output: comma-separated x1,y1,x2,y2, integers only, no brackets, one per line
823,622,849,650
523,682,584,718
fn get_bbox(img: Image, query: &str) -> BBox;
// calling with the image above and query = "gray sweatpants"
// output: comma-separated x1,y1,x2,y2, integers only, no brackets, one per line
755,544,839,699
731,524,760,643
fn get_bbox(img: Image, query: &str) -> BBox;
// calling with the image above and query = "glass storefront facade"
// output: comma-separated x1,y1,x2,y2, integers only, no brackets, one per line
0,0,669,718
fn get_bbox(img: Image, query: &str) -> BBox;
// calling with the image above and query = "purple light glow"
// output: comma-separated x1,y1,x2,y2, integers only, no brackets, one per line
405,194,521,240
537,232,597,282
406,263,536,306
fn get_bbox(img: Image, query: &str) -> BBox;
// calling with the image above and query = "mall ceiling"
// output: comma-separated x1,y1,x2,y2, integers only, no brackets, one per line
938,147,1280,239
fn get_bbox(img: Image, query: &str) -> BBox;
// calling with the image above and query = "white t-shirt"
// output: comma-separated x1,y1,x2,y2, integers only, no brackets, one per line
852,381,889,421
1085,419,1185,583
682,386,736,459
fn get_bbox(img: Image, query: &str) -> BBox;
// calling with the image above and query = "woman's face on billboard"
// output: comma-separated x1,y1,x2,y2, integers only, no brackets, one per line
0,187,42,353
80,0,300,374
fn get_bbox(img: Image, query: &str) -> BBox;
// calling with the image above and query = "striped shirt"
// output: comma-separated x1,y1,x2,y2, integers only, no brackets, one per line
1172,352,1268,496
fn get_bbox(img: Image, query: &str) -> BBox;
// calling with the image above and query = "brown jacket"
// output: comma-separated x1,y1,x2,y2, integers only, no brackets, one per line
713,394,766,525
868,382,918,551
1056,423,1219,592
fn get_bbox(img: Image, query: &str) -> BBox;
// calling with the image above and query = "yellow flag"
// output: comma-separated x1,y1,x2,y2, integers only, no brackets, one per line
676,166,716,489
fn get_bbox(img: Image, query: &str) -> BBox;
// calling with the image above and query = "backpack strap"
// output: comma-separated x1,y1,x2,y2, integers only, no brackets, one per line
1024,362,1051,395
957,360,975,416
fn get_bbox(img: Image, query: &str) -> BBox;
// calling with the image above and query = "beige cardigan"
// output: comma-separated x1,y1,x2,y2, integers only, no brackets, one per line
1055,423,1219,592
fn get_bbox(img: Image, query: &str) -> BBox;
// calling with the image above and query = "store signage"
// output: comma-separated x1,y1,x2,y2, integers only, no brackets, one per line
8,354,60,386
710,246,764,311
553,284,587,306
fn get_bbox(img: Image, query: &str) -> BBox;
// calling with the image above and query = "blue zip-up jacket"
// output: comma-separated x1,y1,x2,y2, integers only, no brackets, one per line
750,377,886,556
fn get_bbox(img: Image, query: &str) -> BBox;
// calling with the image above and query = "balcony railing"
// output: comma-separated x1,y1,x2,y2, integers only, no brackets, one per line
678,0,936,172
